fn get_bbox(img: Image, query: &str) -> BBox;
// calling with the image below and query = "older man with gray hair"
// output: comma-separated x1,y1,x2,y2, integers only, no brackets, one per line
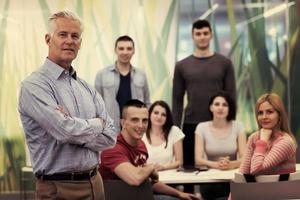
18,10,117,200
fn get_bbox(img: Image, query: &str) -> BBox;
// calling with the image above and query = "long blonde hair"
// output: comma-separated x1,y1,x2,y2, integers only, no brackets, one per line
255,93,296,143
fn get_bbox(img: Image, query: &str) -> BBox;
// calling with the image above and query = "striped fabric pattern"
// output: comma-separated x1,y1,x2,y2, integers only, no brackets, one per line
239,131,297,175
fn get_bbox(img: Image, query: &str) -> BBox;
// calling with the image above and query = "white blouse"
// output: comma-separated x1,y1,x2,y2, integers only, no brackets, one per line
142,126,185,165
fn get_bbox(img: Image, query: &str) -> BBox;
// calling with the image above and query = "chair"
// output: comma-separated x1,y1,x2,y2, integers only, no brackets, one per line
20,166,35,200
230,171,300,200
297,148,300,163
103,179,154,200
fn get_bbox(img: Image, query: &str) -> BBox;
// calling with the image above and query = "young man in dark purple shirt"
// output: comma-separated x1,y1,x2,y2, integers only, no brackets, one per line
172,20,236,196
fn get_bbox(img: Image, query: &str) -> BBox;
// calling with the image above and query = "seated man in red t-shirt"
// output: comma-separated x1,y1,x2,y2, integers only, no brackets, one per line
99,99,199,200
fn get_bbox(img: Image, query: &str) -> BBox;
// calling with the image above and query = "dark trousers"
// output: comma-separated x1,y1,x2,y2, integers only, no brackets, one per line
200,183,230,200
183,123,230,199
182,123,197,193
182,123,197,166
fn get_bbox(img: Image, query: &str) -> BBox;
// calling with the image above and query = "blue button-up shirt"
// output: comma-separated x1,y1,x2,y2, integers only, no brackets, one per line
19,58,118,175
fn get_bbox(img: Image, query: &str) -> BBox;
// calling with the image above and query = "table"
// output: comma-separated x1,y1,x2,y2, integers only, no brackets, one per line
159,164,300,184
159,168,238,184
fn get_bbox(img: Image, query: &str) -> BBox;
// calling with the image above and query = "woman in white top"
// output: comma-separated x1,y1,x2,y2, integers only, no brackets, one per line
195,91,247,200
143,100,185,171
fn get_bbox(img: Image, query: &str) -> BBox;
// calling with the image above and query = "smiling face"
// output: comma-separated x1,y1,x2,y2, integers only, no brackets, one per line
45,17,81,69
121,107,148,145
115,41,135,65
192,27,212,50
257,101,280,130
150,105,167,127
209,96,229,120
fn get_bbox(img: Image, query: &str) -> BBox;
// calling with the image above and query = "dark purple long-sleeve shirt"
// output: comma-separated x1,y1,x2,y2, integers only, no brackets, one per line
172,53,236,126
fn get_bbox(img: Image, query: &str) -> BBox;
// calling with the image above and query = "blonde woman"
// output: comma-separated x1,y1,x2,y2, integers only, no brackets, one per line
228,93,297,200
240,93,297,175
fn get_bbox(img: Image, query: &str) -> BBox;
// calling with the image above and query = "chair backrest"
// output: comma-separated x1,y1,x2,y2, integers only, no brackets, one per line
103,179,154,200
231,171,300,200
233,171,300,183
297,148,300,163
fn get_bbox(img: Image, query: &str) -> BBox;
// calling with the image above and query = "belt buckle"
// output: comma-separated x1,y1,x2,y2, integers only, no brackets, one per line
36,174,44,181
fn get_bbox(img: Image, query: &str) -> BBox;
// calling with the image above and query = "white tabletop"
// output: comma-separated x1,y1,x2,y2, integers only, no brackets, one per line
159,164,300,184
159,168,238,184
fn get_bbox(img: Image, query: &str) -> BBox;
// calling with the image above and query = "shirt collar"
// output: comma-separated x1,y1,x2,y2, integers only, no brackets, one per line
44,58,77,80
110,63,136,73
69,66,77,80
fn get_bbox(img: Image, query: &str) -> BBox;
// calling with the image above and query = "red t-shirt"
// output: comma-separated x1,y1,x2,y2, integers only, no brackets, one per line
99,134,148,179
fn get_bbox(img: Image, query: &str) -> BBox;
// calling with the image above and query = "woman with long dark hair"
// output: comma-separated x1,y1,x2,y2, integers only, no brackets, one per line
143,100,184,171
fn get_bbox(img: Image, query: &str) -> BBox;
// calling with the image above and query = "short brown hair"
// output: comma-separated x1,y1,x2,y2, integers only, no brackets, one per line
115,35,134,49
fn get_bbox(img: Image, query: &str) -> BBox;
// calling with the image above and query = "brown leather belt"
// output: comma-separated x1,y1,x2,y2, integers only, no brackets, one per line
36,167,97,181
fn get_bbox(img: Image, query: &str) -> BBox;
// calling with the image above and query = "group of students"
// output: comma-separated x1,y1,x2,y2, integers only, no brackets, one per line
18,9,297,200
98,92,297,200
99,99,199,200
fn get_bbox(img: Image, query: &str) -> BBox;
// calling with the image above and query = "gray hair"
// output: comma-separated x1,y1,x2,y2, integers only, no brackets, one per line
48,10,83,35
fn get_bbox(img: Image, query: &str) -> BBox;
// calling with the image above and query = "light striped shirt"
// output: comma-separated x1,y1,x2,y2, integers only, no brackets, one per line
239,131,296,175
19,58,118,175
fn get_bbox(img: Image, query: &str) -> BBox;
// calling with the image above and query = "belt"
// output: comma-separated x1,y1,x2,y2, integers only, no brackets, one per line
36,167,97,181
